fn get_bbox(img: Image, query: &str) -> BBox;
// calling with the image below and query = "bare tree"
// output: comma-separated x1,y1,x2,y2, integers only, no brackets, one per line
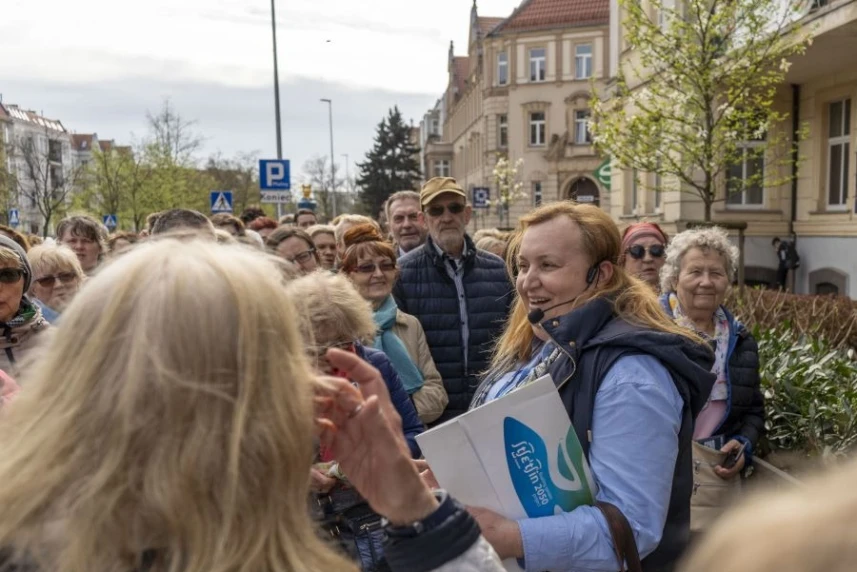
302,155,345,221
145,99,203,166
7,127,83,236
205,151,260,214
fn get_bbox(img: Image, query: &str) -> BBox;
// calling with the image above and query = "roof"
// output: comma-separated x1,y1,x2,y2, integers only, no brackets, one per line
0,104,66,132
492,0,609,34
453,56,470,97
72,134,95,151
478,16,505,35
98,140,114,153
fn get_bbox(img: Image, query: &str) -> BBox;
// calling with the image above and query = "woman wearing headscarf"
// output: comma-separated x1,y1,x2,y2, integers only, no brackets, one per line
341,224,448,424
619,222,669,291
0,236,49,375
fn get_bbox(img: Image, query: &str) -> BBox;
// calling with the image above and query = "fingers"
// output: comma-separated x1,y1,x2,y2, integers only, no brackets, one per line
326,348,390,397
413,459,431,472
719,439,740,453
420,468,440,489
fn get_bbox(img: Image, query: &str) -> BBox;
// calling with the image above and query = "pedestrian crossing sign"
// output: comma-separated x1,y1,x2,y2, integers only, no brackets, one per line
102,214,118,230
210,191,233,214
8,209,19,227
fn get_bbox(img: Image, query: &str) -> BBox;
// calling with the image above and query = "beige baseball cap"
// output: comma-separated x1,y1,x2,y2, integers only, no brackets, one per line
420,177,467,206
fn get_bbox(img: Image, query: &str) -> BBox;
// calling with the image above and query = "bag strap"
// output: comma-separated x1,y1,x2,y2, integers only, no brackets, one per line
596,501,643,572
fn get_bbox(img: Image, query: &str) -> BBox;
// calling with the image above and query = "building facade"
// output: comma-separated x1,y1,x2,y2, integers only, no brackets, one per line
423,0,610,229
0,103,74,234
607,0,857,296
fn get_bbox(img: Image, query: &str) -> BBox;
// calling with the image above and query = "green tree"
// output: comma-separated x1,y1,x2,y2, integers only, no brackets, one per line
205,151,260,215
356,107,421,218
74,144,150,230
591,0,812,220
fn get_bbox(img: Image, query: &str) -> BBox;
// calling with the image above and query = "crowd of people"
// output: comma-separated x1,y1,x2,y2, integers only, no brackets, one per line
0,176,848,572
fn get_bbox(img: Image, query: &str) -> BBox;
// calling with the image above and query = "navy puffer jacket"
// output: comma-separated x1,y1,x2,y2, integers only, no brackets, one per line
393,234,514,424
354,343,424,458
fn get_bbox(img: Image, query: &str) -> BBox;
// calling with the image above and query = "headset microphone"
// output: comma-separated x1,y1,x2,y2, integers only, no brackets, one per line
527,298,579,324
526,264,601,325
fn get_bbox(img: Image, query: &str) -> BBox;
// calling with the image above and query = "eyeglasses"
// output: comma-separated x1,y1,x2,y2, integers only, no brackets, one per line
353,261,396,274
626,244,666,260
0,268,25,284
287,249,316,264
34,272,78,288
425,203,465,217
313,340,356,355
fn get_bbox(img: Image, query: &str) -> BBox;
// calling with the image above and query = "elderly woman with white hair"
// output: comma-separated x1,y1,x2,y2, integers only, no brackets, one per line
659,226,765,531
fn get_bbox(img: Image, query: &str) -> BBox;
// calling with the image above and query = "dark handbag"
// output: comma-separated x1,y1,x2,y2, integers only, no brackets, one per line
314,484,391,572
596,501,643,572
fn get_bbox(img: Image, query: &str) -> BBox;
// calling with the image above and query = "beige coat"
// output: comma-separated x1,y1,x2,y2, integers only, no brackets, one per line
0,307,50,377
392,309,448,424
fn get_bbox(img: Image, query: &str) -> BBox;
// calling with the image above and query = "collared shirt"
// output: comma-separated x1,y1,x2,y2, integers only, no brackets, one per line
512,354,683,571
432,239,470,370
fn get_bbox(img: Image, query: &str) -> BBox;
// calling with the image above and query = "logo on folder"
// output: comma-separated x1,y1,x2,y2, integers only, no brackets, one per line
504,417,595,517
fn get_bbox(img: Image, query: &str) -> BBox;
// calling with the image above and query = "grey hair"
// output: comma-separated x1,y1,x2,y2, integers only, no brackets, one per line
660,226,739,293
384,190,421,222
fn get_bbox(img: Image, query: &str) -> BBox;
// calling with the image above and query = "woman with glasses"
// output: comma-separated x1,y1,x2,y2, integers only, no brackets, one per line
266,227,320,274
0,236,50,375
27,243,85,321
341,224,448,425
285,271,424,463
619,222,669,291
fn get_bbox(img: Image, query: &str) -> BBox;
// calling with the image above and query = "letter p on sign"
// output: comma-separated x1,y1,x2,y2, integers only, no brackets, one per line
259,159,291,190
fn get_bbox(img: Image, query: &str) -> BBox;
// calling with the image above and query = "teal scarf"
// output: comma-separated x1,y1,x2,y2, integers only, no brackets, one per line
372,296,425,394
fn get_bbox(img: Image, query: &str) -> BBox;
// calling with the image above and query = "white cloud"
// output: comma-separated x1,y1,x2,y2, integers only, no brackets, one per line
1,0,520,93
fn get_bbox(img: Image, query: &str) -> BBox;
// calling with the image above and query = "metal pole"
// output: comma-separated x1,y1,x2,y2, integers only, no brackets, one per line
320,99,337,218
342,153,349,194
270,0,284,220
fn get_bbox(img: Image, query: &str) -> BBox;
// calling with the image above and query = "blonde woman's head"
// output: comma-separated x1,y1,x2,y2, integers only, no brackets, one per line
27,243,85,311
0,239,356,572
285,271,377,371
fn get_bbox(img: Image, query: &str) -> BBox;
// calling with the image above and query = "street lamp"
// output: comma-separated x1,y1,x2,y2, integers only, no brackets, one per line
270,0,284,219
320,98,337,218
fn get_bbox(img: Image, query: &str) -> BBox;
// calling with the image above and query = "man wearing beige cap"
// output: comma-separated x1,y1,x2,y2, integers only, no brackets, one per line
393,177,513,424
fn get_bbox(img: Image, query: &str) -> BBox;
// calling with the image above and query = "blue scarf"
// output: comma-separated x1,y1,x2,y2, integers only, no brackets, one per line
372,296,425,394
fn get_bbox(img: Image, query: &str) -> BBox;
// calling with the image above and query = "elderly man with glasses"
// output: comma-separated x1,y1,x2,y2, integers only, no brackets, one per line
393,177,513,424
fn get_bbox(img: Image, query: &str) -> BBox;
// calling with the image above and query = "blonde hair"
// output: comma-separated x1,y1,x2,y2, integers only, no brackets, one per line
0,240,356,572
0,248,22,269
682,458,857,572
306,224,335,241
488,201,704,378
27,243,84,283
285,272,377,349
334,215,379,246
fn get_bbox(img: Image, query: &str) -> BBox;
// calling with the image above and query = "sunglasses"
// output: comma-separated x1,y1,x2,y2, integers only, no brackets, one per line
0,268,25,284
626,244,666,260
353,261,396,274
34,272,77,288
287,249,316,264
425,203,465,217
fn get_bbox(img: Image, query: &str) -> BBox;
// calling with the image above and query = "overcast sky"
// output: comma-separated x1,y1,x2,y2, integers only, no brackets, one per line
1,0,520,185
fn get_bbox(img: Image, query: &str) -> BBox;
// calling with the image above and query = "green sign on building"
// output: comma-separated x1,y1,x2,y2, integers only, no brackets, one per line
594,157,612,190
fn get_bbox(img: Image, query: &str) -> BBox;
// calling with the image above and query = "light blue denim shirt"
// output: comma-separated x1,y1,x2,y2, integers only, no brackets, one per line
499,354,683,572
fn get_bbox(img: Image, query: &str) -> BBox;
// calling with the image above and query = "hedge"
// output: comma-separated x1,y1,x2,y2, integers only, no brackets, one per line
728,288,857,351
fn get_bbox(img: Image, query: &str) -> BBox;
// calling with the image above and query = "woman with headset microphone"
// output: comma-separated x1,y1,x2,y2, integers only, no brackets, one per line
422,203,715,572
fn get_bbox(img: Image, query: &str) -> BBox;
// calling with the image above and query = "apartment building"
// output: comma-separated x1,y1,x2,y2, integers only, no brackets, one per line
422,0,610,228
0,103,74,234
607,0,857,296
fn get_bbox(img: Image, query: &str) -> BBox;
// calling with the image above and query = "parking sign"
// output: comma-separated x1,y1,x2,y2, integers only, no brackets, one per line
259,160,291,190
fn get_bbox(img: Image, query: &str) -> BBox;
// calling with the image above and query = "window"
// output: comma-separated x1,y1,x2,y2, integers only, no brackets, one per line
498,114,508,148
529,112,546,146
827,98,851,209
430,117,439,136
575,44,593,79
434,160,450,178
574,110,591,144
533,182,543,206
529,48,546,82
726,142,764,206
497,52,508,86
